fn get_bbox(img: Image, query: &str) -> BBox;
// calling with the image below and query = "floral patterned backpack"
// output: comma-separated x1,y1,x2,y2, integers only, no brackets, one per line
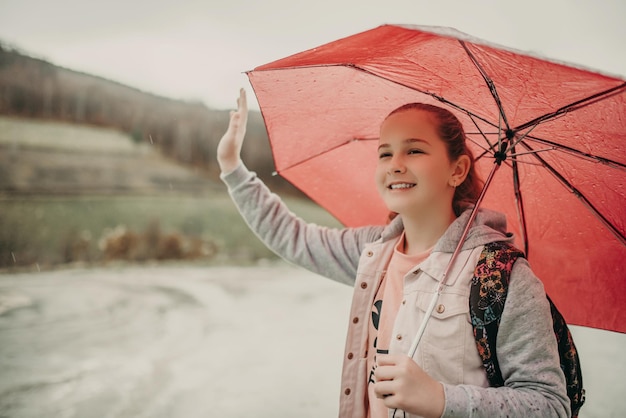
469,241,585,417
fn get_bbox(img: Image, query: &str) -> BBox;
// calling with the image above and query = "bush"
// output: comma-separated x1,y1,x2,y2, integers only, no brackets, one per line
98,220,218,263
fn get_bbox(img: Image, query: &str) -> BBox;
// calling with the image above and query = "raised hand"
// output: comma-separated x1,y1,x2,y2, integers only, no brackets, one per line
217,88,248,174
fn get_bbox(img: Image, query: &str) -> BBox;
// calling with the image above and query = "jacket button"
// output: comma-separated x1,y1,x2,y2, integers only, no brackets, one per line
437,304,445,314
366,251,374,257
352,317,359,324
344,388,351,395
347,352,354,359
360,282,368,289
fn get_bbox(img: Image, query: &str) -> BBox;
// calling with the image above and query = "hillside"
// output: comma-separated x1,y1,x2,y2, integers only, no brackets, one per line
0,43,299,195
0,116,212,196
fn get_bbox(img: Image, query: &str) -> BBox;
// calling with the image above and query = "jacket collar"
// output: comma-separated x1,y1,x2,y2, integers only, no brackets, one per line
380,207,511,250
380,215,404,243
378,207,513,286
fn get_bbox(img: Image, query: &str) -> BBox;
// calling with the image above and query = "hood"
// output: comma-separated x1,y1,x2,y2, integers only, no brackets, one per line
381,207,514,253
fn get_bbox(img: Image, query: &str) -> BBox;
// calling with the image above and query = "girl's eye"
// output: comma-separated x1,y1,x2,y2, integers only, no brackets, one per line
378,152,392,159
408,149,424,155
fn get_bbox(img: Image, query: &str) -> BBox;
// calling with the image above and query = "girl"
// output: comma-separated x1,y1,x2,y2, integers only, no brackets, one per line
217,89,569,418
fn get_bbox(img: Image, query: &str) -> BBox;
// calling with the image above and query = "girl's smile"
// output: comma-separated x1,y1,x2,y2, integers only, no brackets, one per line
387,182,416,190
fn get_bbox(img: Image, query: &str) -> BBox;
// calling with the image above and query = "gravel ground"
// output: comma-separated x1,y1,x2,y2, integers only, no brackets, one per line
0,264,624,417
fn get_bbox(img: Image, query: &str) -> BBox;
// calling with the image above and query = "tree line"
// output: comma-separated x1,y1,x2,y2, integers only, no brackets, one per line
0,43,299,194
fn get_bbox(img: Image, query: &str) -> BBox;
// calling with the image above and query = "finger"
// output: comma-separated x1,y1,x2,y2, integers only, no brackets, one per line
376,353,403,367
373,380,395,399
238,88,248,112
374,364,398,382
227,112,241,131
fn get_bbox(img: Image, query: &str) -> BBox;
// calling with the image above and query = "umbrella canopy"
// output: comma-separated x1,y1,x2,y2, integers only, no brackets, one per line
247,24,626,333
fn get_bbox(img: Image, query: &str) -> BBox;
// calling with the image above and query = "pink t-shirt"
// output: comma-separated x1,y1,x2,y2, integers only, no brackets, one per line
366,233,432,418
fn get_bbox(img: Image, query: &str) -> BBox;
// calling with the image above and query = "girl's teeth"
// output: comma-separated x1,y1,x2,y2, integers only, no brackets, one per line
390,183,415,189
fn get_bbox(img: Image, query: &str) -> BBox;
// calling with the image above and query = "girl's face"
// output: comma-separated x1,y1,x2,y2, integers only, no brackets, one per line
375,109,458,217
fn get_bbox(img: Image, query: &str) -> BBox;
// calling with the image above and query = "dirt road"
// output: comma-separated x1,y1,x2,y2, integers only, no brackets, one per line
0,264,351,418
0,264,623,417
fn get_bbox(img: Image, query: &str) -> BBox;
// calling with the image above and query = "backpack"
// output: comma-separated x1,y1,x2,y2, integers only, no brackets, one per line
469,241,585,417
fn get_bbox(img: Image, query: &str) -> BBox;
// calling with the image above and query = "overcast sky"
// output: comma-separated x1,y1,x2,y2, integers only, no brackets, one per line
1,0,624,110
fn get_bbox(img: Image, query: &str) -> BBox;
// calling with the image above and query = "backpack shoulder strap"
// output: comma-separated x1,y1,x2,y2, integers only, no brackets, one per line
469,241,586,417
469,241,524,386
547,295,586,417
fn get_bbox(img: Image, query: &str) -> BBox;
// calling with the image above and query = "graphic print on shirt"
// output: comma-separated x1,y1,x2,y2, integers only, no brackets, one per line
368,299,389,385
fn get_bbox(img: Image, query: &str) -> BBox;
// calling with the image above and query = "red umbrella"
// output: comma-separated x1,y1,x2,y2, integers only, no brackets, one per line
247,24,626,333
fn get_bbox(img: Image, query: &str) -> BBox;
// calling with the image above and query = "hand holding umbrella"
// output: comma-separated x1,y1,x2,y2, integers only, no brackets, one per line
217,88,248,174
373,354,445,418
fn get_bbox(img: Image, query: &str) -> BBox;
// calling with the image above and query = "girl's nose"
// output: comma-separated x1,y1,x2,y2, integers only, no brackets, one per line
388,156,406,174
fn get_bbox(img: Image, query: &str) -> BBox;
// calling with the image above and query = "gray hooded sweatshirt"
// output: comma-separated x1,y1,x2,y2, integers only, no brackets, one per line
221,163,570,418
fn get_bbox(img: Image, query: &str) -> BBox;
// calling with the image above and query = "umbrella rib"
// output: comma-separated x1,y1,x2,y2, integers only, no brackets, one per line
272,137,377,174
459,40,510,130
519,140,626,246
468,114,497,153
346,64,500,130
521,134,626,170
506,158,551,168
472,141,496,161
516,82,626,131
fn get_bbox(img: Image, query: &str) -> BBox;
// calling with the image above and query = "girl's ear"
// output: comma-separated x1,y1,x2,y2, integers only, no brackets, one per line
449,155,471,187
